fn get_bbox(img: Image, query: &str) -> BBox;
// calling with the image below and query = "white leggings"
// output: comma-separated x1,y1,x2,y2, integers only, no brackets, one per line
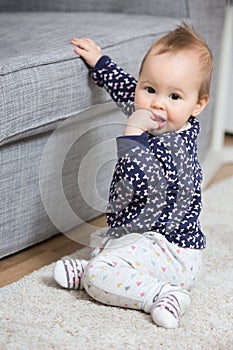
83,232,202,313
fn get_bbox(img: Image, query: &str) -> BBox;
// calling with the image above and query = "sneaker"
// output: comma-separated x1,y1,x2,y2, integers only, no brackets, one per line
54,259,86,290
150,285,191,328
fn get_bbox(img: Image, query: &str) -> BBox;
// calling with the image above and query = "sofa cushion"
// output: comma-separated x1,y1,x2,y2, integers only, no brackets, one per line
0,0,188,18
0,12,180,145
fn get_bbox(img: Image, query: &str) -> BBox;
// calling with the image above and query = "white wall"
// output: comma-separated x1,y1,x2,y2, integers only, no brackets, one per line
202,1,233,187
225,6,233,134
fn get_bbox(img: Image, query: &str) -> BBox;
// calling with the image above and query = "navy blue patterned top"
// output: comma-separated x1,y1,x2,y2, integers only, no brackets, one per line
91,55,206,249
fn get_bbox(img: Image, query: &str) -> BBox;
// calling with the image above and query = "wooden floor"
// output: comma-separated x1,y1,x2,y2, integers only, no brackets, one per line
1,134,233,288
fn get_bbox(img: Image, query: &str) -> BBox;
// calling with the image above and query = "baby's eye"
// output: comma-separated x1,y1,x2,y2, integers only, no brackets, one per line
170,93,181,100
146,87,155,94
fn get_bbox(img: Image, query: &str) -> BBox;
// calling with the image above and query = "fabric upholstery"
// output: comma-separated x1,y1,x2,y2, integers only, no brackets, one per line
0,107,124,257
0,0,187,17
0,13,178,145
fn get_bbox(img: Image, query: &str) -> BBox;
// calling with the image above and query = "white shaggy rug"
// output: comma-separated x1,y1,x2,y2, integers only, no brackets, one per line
1,177,233,350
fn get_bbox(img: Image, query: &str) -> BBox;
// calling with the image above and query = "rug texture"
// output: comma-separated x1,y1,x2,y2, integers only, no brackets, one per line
1,177,233,350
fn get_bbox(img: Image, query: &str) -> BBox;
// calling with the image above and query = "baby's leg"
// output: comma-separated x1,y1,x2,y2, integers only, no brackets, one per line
83,233,192,328
53,228,108,290
54,258,88,290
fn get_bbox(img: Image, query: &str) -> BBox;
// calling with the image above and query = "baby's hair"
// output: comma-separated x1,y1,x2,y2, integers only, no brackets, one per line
139,21,213,99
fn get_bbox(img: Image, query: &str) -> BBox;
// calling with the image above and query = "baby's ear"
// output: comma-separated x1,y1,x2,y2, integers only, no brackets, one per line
192,95,209,116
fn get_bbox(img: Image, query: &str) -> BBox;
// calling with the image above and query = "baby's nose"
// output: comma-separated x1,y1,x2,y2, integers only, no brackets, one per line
151,96,165,110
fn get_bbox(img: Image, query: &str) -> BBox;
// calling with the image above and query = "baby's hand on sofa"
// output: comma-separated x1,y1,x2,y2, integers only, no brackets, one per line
71,38,102,68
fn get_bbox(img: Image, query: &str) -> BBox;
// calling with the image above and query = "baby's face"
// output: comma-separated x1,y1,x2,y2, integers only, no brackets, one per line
135,51,208,132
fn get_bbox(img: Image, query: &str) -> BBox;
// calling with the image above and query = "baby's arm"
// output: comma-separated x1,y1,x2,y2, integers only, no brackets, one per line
71,38,137,115
124,110,159,136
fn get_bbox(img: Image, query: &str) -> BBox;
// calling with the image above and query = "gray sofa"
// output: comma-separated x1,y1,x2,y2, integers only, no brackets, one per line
0,0,225,258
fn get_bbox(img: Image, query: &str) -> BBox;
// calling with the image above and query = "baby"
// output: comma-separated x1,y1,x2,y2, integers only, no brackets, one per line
54,22,212,328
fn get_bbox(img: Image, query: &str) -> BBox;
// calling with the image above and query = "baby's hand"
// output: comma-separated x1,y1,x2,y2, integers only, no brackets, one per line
70,38,102,68
124,109,159,136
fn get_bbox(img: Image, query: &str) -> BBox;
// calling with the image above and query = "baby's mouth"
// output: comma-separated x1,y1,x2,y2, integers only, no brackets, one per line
151,114,167,129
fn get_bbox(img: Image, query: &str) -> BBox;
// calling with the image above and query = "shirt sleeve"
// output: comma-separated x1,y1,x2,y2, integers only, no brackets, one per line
91,55,137,116
106,132,167,236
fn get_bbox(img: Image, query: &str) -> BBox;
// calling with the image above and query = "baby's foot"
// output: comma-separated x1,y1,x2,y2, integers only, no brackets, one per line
150,285,191,328
54,259,87,290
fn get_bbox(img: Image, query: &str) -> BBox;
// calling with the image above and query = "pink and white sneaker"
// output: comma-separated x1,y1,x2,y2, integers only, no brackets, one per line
150,284,191,328
54,258,88,290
